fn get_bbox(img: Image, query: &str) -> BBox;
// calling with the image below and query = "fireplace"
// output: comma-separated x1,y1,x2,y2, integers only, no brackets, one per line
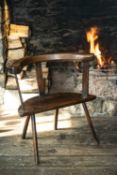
0,0,117,116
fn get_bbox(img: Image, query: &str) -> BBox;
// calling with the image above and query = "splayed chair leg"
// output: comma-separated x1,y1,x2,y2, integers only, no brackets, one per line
54,108,59,130
22,115,30,139
31,114,40,165
82,102,100,144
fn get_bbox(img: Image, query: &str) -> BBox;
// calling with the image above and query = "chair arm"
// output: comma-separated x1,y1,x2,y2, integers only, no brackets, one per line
6,53,95,74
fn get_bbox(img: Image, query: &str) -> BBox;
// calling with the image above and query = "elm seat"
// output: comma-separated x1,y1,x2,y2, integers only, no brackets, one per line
19,93,96,117
6,53,99,165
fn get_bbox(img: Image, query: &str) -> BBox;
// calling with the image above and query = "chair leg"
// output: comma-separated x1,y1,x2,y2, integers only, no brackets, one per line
82,102,100,144
54,108,59,130
22,115,30,139
31,114,40,165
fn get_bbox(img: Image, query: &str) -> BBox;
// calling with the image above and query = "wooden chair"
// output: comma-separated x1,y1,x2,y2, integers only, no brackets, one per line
6,53,99,165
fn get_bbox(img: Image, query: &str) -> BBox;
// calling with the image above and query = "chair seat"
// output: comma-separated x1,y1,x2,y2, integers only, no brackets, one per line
18,93,96,117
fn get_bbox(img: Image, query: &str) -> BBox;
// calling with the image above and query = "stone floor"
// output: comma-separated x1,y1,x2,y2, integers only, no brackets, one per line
0,107,117,175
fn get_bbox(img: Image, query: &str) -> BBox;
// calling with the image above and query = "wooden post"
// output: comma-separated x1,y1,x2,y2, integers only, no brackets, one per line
82,61,89,99
35,63,45,96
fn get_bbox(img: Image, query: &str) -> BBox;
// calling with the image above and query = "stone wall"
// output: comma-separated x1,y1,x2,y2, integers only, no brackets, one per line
6,0,117,58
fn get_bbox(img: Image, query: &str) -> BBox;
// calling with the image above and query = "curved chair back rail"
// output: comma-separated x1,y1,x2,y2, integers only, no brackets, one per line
6,53,95,74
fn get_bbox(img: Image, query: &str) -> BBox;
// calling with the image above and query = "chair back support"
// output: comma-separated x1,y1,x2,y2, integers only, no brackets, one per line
35,62,46,96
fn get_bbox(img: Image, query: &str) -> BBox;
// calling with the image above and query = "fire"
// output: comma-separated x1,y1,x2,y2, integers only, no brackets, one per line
86,27,111,67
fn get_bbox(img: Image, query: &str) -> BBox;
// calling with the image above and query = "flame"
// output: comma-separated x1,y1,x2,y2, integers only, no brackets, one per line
86,27,106,67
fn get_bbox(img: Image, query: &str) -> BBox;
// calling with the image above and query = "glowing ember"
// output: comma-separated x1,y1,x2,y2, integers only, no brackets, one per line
86,26,112,67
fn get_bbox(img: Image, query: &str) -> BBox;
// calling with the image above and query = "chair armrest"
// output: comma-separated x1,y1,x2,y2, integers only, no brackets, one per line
6,53,95,74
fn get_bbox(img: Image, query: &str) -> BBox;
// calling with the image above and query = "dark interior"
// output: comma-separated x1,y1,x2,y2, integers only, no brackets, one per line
1,0,117,60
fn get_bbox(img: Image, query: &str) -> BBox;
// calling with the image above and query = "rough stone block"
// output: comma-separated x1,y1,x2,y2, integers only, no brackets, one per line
8,48,25,60
7,38,23,49
61,104,84,117
50,71,77,93
86,98,103,116
102,100,117,116
9,24,29,38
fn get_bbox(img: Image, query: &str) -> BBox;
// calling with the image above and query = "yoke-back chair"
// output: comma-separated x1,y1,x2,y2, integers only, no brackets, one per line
6,53,99,165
